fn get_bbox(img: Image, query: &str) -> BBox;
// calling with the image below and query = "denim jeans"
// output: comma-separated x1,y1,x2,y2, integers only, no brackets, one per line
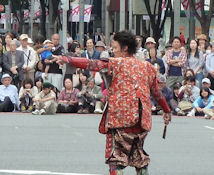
195,72,204,89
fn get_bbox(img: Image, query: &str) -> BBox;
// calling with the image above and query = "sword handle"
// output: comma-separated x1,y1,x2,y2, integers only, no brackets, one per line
162,125,167,139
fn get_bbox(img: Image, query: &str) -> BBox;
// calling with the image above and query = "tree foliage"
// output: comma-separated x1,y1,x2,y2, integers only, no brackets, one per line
143,0,172,43
189,0,214,36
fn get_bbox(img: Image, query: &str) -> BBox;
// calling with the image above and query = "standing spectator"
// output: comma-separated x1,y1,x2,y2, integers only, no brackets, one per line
165,36,187,89
27,38,34,47
206,42,214,90
143,37,156,59
162,42,172,77
0,74,19,112
95,41,110,58
100,32,106,44
187,39,204,88
146,47,165,75
77,78,103,114
43,33,65,91
187,87,214,117
3,40,24,89
180,32,185,46
135,35,146,60
177,76,200,115
17,34,37,82
19,78,38,112
2,32,13,53
0,41,3,81
197,34,207,53
93,31,101,44
57,78,79,113
34,36,45,52
81,38,100,60
32,82,57,115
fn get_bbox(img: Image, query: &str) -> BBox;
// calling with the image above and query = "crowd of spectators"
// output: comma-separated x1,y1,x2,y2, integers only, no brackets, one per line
0,31,214,120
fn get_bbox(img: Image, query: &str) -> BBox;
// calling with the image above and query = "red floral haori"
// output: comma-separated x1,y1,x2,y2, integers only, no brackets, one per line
63,56,171,133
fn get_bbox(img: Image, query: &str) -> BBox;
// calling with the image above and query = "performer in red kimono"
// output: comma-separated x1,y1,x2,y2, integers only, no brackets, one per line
59,31,171,175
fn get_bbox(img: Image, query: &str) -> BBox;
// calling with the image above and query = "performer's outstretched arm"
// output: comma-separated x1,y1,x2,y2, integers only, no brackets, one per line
60,55,109,71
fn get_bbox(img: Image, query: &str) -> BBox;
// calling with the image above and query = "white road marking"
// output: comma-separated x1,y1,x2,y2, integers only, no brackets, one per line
204,126,214,130
0,170,102,175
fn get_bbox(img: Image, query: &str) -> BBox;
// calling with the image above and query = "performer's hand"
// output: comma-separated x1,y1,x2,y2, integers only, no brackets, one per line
163,113,171,125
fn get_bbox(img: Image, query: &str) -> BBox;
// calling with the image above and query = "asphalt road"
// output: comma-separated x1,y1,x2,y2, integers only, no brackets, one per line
0,113,213,175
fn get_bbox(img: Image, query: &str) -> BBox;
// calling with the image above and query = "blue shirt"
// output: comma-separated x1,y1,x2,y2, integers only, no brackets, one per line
41,45,52,60
146,58,165,74
168,51,182,76
0,84,19,108
205,53,214,73
193,95,214,109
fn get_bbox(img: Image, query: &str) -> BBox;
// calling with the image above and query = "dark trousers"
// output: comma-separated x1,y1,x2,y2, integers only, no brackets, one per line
208,74,214,90
57,103,78,113
78,96,95,113
0,96,14,112
20,95,33,111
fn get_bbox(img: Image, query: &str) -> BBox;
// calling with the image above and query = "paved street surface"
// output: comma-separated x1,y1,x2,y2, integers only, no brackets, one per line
0,113,213,175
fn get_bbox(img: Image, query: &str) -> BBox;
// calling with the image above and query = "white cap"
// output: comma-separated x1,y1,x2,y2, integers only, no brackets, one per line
19,34,28,40
43,39,52,45
28,38,34,44
1,74,12,82
202,78,211,84
146,37,156,44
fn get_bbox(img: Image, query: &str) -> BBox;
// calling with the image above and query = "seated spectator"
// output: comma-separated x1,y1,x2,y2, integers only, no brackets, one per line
182,69,200,88
201,78,214,95
177,76,200,115
146,47,165,75
35,77,43,93
0,74,19,112
151,74,173,115
32,82,57,115
76,71,88,90
35,60,45,80
19,78,38,112
77,78,103,114
57,78,79,113
170,83,182,115
187,87,214,117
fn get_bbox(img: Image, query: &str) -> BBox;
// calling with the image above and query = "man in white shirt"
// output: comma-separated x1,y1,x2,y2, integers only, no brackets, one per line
17,34,37,82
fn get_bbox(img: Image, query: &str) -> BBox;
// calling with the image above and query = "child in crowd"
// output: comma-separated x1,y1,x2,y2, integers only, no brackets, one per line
19,78,38,112
187,87,214,118
32,82,57,115
41,40,63,79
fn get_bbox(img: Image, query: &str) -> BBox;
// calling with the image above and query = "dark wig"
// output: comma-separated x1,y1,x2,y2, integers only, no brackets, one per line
113,30,137,55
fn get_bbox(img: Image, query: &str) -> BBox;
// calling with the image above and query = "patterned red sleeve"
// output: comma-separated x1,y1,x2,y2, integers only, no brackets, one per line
151,76,171,113
61,56,109,71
